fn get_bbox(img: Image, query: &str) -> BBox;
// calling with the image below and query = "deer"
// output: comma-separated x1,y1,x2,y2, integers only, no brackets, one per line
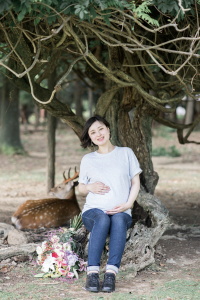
11,168,81,230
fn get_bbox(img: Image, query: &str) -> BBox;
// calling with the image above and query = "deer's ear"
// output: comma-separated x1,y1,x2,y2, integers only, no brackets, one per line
74,181,79,187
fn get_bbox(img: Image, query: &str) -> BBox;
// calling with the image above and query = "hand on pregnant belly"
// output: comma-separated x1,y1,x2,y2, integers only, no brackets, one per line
106,203,130,214
87,182,110,195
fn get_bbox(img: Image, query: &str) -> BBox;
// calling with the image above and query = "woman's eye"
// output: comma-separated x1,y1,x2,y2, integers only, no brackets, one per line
100,128,103,130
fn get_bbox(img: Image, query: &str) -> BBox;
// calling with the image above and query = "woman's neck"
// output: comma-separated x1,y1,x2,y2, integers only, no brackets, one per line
97,142,115,154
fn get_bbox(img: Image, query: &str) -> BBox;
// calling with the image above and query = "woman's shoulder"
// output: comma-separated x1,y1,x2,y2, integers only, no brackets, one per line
117,146,134,154
81,151,96,162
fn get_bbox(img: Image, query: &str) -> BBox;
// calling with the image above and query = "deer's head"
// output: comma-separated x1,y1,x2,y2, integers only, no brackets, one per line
49,167,79,199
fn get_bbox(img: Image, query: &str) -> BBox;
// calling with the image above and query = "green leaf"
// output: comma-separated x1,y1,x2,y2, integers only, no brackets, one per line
0,0,12,14
90,6,97,18
47,15,57,25
18,9,26,22
73,268,79,279
51,274,61,278
75,8,81,14
79,11,84,19
34,16,41,26
34,273,45,278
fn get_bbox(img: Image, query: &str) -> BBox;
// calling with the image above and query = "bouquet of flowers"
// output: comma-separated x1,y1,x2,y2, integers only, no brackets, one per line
34,214,87,279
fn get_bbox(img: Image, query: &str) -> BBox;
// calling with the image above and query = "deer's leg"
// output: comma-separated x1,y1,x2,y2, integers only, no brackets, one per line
82,208,110,273
106,212,132,274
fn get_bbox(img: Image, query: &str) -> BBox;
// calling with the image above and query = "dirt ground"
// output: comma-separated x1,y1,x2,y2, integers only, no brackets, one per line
0,124,200,300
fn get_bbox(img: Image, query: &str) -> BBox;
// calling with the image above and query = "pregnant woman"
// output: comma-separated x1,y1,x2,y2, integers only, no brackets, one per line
78,115,142,293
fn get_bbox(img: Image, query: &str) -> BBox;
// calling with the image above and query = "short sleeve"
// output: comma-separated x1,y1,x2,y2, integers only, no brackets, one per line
127,148,142,179
78,157,89,185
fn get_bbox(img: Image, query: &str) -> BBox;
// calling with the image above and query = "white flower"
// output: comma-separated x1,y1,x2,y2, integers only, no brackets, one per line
69,228,75,232
41,241,47,251
53,243,64,257
51,235,60,244
41,254,56,273
37,254,42,262
63,242,72,252
53,243,62,251
36,246,43,255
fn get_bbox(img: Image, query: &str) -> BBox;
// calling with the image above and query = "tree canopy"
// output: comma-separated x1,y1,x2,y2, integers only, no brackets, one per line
0,0,200,144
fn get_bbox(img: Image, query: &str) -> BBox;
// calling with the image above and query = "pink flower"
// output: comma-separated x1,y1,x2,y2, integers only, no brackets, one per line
58,268,67,276
60,261,68,267
68,272,74,278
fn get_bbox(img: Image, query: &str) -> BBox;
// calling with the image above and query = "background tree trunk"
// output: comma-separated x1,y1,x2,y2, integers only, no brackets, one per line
0,76,23,155
34,106,40,129
46,70,57,192
185,95,194,125
73,73,83,117
88,87,93,118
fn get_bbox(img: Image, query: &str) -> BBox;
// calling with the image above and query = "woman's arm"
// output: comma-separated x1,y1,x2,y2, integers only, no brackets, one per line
106,173,140,214
79,182,110,195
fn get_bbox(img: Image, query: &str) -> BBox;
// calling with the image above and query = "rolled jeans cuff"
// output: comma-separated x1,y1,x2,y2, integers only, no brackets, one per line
106,264,119,274
87,266,100,272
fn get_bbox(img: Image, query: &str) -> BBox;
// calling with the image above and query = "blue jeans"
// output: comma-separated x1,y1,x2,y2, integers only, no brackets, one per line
82,208,132,274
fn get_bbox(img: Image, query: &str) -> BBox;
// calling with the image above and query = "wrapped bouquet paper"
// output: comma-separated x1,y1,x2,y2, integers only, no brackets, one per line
34,214,87,279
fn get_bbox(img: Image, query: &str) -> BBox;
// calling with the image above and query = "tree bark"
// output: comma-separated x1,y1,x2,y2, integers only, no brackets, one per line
185,94,195,125
0,76,24,155
88,87,93,118
73,73,83,117
34,106,40,129
0,244,37,260
46,70,57,192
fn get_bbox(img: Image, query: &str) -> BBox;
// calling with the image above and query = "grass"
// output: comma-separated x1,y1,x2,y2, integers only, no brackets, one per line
0,171,46,182
91,279,200,300
0,144,27,156
152,145,181,157
153,125,176,140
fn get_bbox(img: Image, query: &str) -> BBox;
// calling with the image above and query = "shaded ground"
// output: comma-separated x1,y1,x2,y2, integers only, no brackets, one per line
0,124,200,299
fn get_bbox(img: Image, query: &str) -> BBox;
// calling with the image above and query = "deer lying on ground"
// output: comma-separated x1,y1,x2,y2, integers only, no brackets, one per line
11,168,81,229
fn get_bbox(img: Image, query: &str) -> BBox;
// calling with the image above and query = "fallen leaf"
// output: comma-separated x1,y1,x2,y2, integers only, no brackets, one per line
160,263,165,267
0,266,8,273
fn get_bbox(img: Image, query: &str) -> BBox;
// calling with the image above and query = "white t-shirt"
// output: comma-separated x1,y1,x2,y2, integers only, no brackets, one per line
78,146,142,216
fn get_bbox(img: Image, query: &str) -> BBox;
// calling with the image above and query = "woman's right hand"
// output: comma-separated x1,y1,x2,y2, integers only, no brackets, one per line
87,182,110,195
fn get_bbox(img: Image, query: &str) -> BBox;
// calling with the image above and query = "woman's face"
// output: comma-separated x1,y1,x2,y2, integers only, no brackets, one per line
88,121,110,146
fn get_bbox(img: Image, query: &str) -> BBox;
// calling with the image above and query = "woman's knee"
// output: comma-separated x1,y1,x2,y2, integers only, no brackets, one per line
95,213,110,229
82,209,110,231
111,213,132,228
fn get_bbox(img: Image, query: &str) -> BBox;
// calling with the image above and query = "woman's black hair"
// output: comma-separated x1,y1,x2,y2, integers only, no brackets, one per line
80,115,110,148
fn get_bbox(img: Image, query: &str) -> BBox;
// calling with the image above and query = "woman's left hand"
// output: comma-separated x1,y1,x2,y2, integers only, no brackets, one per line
106,203,130,215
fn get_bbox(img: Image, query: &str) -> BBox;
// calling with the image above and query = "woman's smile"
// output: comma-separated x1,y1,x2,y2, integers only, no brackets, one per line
97,136,104,141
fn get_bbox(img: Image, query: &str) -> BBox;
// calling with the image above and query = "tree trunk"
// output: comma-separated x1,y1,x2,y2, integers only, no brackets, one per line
34,106,40,129
46,70,57,192
88,87,93,118
185,95,194,125
73,73,83,117
0,77,24,155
